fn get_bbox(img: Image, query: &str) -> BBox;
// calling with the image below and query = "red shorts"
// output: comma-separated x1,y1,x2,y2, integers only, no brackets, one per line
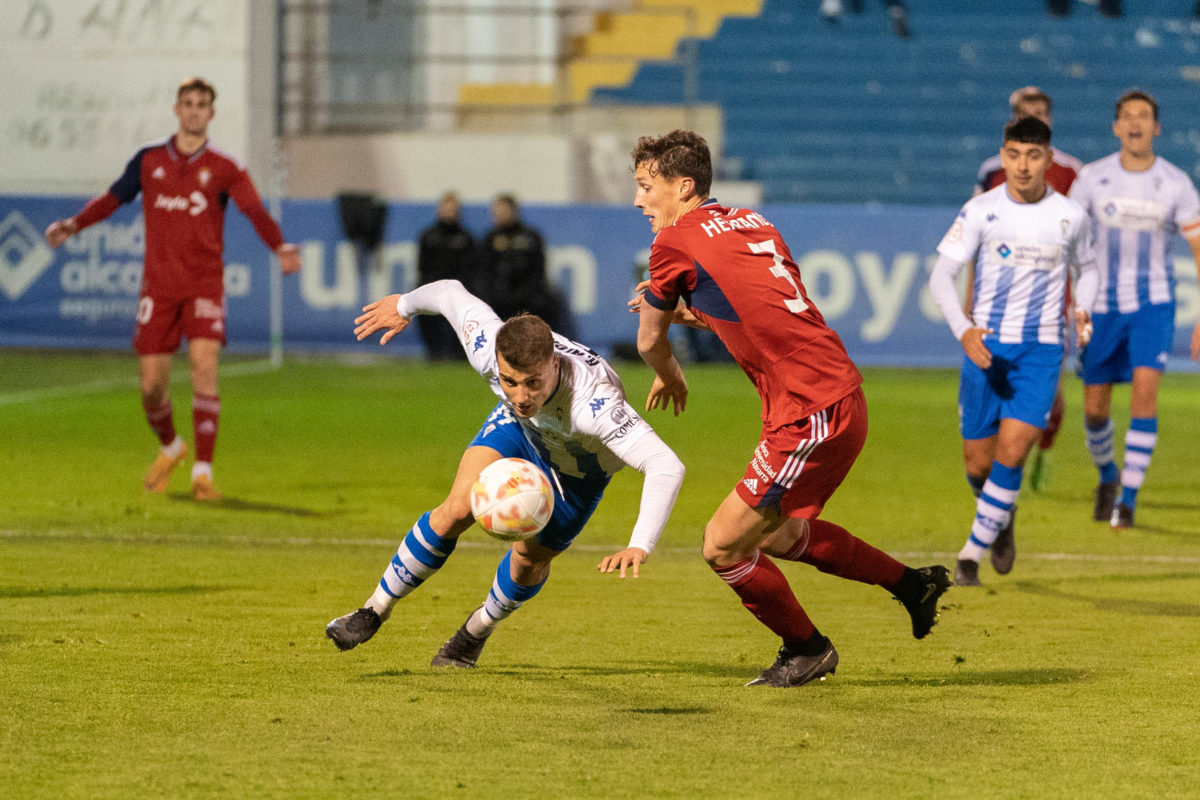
132,292,226,354
735,387,867,519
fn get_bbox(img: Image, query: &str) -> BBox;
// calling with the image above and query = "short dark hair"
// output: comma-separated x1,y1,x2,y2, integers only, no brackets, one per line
496,313,554,372
1004,116,1051,147
631,130,713,198
1115,90,1158,121
177,77,216,103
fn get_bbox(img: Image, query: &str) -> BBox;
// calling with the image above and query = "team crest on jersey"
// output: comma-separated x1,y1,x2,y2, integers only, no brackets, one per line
198,168,211,187
151,166,166,180
945,219,964,243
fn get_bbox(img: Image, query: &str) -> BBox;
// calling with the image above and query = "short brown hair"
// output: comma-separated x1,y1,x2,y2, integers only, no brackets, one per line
496,313,554,372
177,77,216,104
631,130,713,198
1009,86,1051,115
1115,89,1158,121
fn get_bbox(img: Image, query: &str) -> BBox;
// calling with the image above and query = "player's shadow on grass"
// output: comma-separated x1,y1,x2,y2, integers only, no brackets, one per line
1015,576,1200,617
0,584,229,599
167,492,330,517
358,659,752,682
852,667,1091,688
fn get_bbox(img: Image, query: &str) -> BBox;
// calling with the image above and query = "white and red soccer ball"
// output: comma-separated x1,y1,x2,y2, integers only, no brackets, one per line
470,458,555,541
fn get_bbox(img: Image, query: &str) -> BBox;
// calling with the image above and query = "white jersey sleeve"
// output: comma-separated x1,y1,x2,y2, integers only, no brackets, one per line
396,279,503,378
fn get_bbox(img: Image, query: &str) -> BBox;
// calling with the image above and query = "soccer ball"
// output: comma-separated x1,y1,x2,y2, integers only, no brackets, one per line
470,458,555,542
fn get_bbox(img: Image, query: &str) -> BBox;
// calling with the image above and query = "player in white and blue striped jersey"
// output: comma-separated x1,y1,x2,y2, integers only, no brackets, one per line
324,280,685,667
930,117,1099,586
1068,90,1200,529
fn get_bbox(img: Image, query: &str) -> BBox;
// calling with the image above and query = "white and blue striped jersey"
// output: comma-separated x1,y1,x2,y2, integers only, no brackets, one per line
1069,152,1200,314
397,281,653,482
936,185,1097,345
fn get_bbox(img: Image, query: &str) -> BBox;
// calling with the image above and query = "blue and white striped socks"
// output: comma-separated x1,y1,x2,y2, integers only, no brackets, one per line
1119,416,1157,510
465,550,546,638
959,461,1021,563
1086,417,1119,485
367,512,457,619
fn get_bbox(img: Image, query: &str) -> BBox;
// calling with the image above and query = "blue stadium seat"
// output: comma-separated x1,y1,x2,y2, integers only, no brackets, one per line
595,0,1200,205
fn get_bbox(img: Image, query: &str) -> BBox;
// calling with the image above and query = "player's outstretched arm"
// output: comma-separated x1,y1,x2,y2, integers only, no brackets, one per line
597,429,685,579
354,294,411,345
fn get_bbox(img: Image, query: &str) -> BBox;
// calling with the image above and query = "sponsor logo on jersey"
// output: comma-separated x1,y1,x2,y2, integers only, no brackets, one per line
607,404,638,439
749,441,777,483
996,243,1011,258
154,191,208,216
0,211,54,300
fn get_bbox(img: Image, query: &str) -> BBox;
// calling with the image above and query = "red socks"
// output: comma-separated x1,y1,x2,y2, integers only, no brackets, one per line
782,519,905,589
143,400,176,446
713,551,816,643
192,393,220,463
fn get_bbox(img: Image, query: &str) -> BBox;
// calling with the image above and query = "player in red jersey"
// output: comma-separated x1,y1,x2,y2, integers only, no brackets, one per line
629,130,951,688
44,77,300,500
972,87,1083,492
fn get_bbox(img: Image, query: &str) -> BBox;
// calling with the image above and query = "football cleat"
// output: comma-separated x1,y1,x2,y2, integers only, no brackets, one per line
1111,502,1134,530
746,638,838,688
144,441,188,492
990,507,1017,576
1093,481,1119,522
191,473,222,501
901,565,953,639
954,558,982,587
431,616,491,668
325,607,382,651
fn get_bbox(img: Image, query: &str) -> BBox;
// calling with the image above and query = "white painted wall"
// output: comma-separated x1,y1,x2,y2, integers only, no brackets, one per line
0,0,270,196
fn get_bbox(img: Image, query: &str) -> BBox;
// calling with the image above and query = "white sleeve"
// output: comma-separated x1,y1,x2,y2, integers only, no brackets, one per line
1070,215,1100,313
612,428,684,556
397,280,502,373
928,253,973,341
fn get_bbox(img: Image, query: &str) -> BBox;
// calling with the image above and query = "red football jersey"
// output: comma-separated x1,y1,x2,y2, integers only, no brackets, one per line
645,199,862,428
74,136,283,298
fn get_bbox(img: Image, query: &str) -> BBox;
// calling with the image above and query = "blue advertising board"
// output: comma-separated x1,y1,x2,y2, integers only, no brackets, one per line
2,195,1197,367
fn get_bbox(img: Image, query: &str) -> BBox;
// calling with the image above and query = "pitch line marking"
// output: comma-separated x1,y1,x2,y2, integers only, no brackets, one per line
2,530,1200,565
0,358,279,406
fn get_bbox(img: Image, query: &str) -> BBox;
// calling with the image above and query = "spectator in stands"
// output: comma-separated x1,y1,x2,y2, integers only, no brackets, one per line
1047,0,1121,17
416,192,476,360
973,86,1083,493
820,0,910,38
480,193,575,337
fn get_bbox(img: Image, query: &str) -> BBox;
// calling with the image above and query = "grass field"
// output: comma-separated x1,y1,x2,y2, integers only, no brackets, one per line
2,350,1199,799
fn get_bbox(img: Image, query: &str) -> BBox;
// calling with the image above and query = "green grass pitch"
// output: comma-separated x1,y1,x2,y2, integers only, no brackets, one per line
2,350,1199,799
